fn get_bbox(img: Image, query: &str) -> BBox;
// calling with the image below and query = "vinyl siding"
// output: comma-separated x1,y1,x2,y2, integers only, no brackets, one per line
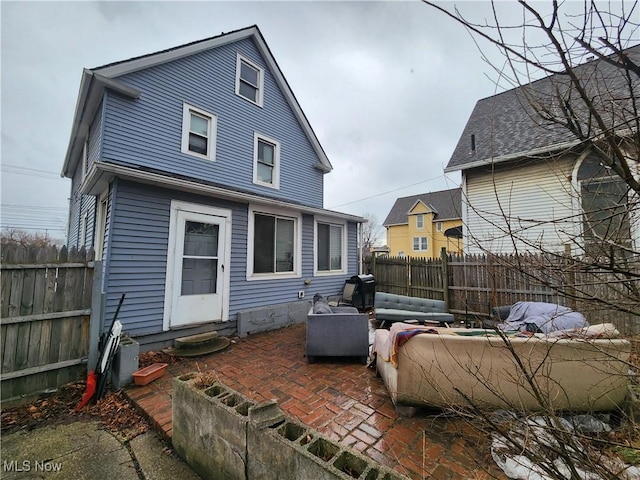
103,180,354,337
66,102,103,249
101,38,325,209
464,156,576,254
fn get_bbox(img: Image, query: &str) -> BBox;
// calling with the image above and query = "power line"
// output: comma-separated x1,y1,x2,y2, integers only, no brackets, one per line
328,175,446,209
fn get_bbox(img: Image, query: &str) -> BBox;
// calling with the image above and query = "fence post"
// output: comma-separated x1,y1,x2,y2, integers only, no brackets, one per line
440,247,450,310
88,261,104,370
564,244,577,310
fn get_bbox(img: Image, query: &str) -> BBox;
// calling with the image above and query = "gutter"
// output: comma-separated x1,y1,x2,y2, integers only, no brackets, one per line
444,139,583,173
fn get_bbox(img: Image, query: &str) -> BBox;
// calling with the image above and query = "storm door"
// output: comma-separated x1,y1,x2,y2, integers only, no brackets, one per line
169,210,226,328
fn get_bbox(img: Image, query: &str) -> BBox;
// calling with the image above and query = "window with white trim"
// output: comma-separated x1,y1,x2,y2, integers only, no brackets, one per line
253,133,280,188
80,212,88,247
316,222,344,272
181,104,217,160
95,191,109,261
236,54,263,106
436,221,443,232
413,237,427,251
252,212,297,275
416,214,424,229
82,138,89,178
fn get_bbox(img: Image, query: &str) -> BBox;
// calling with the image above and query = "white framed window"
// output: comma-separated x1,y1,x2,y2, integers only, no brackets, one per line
315,220,346,274
253,133,280,188
82,138,89,178
80,211,88,247
247,205,301,279
95,190,109,261
236,54,264,106
416,214,424,229
413,237,427,251
181,103,217,160
436,221,443,232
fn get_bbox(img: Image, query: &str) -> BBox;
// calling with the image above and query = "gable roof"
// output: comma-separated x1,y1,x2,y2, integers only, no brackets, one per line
445,44,640,173
382,188,461,227
62,25,332,178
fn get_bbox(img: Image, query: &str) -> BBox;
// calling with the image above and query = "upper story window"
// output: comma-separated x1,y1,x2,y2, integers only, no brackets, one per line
316,221,345,273
253,133,280,188
413,237,427,251
416,214,424,229
436,221,443,232
181,103,217,160
236,54,264,107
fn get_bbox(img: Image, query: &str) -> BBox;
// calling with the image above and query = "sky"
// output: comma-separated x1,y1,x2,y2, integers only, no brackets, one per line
1,0,530,243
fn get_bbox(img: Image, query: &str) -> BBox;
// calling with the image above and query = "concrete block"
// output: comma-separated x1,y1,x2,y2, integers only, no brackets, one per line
173,373,411,480
173,374,255,480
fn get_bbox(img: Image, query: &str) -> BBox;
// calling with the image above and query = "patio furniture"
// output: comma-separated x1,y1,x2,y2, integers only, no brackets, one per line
374,292,454,327
373,322,631,413
328,274,376,311
306,295,369,364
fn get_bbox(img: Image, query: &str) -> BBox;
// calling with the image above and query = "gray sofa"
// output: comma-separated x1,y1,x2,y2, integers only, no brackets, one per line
306,304,369,364
374,292,454,326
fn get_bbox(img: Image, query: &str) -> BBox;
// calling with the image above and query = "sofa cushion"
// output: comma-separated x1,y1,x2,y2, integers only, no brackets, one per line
374,308,454,323
312,294,333,314
374,292,446,314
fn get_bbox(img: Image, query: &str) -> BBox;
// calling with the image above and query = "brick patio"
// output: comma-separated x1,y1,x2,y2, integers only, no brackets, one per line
124,323,504,480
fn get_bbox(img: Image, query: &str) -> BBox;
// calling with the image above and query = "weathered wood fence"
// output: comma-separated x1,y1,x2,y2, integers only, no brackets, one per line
1,245,99,401
366,249,640,335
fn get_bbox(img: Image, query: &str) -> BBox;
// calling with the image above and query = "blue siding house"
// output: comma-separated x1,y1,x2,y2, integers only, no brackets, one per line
61,26,364,349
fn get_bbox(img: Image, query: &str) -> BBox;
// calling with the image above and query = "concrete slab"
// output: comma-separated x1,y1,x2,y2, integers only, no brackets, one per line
129,432,201,480
0,421,138,480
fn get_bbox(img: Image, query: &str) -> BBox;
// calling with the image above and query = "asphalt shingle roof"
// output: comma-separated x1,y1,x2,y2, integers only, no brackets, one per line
382,188,461,226
446,44,640,172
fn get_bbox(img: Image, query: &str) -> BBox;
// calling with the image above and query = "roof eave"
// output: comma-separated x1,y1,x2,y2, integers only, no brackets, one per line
90,25,333,174
85,162,361,222
444,139,583,173
61,71,141,178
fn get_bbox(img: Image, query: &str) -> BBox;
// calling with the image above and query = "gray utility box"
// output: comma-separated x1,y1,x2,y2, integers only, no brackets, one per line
111,336,140,390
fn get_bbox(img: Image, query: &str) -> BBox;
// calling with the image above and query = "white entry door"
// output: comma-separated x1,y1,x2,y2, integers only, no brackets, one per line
167,205,228,328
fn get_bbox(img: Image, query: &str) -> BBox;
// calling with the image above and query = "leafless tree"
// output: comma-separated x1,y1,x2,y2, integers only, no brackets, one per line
423,0,639,323
360,213,384,255
415,2,640,478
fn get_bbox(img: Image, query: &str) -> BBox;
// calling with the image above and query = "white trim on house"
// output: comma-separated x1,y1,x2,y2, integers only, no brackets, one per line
246,204,302,281
412,236,427,251
313,216,348,276
80,211,88,247
94,189,109,261
252,132,280,189
163,200,232,331
82,161,364,223
416,214,424,229
62,27,332,180
236,54,264,107
181,103,217,161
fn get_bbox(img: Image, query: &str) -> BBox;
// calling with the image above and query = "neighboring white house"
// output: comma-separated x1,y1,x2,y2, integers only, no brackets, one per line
445,45,640,257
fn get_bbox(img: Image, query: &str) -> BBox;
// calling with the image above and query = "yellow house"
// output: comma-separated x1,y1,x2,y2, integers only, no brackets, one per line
383,188,462,258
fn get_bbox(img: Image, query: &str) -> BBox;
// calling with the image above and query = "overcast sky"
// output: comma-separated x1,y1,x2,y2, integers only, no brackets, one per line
1,1,530,242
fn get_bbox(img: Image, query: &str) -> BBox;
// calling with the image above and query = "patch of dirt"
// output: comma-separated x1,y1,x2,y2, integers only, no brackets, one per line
1,351,185,439
1,381,151,440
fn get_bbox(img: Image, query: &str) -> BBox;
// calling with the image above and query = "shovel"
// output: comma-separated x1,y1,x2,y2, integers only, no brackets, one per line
77,293,126,410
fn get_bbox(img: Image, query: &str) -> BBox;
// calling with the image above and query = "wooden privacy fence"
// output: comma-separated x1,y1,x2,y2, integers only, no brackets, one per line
1,245,97,401
366,249,640,335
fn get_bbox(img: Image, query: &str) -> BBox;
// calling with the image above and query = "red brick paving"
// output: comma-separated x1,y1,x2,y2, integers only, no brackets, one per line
124,323,503,480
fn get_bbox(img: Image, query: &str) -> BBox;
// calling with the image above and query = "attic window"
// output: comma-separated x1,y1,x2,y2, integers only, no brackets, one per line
471,134,476,152
181,103,217,161
236,54,264,107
